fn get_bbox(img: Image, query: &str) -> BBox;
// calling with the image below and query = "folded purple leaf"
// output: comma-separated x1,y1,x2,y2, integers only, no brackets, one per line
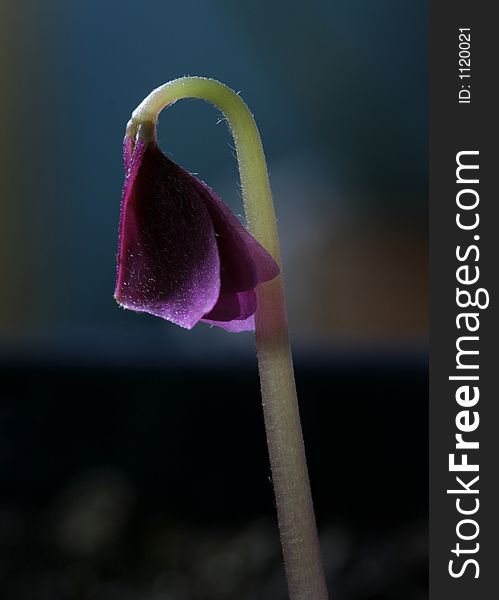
115,136,279,331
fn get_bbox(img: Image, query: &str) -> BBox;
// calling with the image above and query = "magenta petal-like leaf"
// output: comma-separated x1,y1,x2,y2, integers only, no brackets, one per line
194,177,280,285
203,289,257,321
203,313,256,332
115,140,220,329
115,136,280,332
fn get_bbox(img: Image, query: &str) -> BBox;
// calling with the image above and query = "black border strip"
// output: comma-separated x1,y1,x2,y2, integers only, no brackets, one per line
430,2,498,597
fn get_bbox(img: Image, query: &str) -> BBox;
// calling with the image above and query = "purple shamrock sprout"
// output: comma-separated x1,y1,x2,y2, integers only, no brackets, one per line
115,133,279,331
116,78,329,600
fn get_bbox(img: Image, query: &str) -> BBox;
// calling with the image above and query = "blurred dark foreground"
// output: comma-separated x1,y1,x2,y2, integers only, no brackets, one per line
0,349,427,600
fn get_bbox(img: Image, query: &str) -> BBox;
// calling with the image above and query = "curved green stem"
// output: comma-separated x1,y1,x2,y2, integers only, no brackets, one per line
129,77,329,600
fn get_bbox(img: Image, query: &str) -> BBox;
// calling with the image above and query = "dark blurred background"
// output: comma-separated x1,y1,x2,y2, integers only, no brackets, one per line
0,1,427,599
